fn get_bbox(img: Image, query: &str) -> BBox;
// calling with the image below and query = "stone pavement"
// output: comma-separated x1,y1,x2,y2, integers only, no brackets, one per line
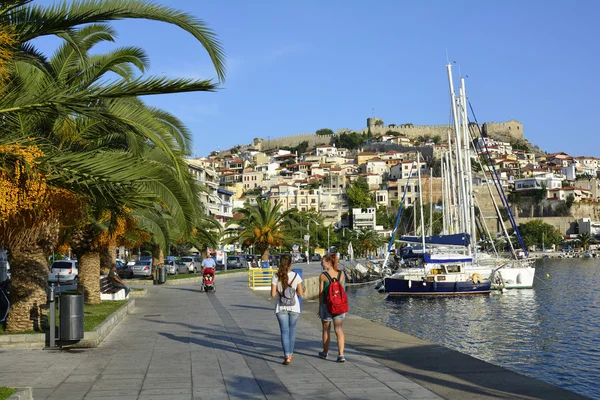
0,274,441,400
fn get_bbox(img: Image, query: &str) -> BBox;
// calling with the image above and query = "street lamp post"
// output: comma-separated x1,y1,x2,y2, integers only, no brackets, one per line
306,221,310,265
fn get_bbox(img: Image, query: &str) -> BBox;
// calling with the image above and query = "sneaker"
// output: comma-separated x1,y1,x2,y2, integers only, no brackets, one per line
336,355,346,363
318,351,328,360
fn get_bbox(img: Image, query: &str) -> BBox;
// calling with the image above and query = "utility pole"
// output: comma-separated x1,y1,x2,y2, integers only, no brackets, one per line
306,221,310,265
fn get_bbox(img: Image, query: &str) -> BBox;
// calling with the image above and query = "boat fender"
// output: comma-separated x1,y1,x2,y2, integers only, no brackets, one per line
378,285,386,293
408,280,412,289
433,281,437,291
472,273,483,284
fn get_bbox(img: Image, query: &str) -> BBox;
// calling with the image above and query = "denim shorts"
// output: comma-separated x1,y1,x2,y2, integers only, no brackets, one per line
320,303,345,322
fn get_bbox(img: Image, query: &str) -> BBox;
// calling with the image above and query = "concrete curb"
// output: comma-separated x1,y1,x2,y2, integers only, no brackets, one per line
0,333,45,349
64,299,135,348
129,288,148,297
0,300,136,349
6,387,32,400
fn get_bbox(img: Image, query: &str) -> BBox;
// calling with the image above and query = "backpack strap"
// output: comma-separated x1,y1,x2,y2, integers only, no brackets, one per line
337,271,342,282
323,271,333,282
288,272,297,287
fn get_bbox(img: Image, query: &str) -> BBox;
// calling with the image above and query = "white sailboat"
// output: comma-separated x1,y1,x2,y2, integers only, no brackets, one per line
443,63,535,289
382,63,534,291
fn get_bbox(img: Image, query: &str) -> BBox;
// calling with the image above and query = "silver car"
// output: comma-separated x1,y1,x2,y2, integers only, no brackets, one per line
132,260,153,278
48,260,79,283
165,260,187,275
179,256,201,273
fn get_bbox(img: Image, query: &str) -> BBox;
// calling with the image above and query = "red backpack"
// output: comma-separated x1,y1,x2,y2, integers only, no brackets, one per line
324,271,348,314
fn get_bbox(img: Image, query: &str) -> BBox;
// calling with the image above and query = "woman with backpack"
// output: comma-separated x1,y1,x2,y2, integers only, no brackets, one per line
318,253,347,363
271,254,303,365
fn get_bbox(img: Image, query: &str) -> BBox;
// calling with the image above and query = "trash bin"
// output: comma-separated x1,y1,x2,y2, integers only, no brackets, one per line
158,266,167,284
0,262,7,283
261,261,269,269
291,268,303,312
59,293,84,341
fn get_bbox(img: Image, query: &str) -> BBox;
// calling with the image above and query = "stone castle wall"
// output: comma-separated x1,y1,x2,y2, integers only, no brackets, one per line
358,119,524,142
254,118,524,153
257,133,333,151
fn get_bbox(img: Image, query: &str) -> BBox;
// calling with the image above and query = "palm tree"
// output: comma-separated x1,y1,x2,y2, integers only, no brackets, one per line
355,229,385,258
0,1,225,331
225,198,296,261
578,232,591,251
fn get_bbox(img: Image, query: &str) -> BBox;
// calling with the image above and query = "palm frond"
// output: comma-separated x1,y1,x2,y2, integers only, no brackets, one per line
7,0,225,81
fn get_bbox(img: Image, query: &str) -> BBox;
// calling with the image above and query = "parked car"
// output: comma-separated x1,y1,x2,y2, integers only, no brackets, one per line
132,260,153,278
310,253,322,262
48,260,79,283
244,254,257,267
226,255,246,270
178,256,201,273
165,259,187,275
292,253,307,263
116,259,133,279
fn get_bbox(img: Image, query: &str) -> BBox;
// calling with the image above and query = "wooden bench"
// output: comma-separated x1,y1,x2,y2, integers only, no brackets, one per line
100,275,128,301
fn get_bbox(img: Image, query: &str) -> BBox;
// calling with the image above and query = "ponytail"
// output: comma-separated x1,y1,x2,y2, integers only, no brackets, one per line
277,254,292,288
322,253,338,272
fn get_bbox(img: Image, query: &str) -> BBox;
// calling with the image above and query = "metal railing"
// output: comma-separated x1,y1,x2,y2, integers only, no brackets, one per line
248,267,276,290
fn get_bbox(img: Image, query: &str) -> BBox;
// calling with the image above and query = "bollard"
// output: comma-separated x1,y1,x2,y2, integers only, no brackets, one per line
291,268,303,312
44,284,60,350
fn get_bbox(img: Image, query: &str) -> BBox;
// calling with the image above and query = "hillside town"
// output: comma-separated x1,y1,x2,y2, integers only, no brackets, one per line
188,117,600,254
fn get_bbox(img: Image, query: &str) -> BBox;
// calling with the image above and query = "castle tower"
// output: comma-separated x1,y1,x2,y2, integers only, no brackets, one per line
367,117,384,129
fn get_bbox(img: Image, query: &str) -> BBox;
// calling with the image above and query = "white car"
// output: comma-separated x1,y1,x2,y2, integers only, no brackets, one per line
48,260,79,283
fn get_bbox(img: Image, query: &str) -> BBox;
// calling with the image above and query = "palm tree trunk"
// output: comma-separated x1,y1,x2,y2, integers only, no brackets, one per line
77,251,101,304
151,244,164,281
260,247,270,262
6,246,48,333
98,245,116,275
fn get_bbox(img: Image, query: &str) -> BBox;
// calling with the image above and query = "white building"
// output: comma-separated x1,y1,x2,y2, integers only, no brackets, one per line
352,207,376,230
513,173,563,191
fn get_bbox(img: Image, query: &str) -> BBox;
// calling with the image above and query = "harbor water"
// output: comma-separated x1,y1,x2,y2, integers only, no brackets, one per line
347,258,600,399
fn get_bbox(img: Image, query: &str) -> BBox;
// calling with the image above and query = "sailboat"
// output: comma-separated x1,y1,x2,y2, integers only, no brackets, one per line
382,152,492,296
383,63,534,293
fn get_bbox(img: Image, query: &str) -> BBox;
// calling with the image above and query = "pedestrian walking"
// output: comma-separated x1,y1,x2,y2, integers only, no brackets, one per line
271,254,303,365
318,253,346,362
201,253,215,274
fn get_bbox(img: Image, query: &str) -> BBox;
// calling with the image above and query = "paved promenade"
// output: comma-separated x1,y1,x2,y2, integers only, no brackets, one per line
0,274,441,400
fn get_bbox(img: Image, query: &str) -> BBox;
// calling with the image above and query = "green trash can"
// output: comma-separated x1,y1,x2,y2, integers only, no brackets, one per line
59,293,84,341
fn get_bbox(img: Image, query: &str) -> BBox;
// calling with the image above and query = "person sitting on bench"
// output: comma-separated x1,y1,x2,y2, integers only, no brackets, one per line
109,264,130,297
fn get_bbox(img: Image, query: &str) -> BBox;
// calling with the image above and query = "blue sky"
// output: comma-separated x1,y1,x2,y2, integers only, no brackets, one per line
34,0,600,157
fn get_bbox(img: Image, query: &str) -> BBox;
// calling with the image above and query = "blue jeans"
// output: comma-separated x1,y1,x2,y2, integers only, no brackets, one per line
113,281,130,297
276,311,299,357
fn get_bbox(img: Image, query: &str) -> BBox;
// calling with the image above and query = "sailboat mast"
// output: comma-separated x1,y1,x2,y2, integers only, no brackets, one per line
460,77,476,254
446,64,468,234
441,153,447,233
417,152,426,251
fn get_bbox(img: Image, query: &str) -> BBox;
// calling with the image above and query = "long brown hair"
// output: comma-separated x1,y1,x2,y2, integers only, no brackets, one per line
322,253,338,272
276,254,293,288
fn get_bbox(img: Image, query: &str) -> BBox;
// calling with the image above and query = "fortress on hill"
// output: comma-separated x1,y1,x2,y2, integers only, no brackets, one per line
256,118,526,151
